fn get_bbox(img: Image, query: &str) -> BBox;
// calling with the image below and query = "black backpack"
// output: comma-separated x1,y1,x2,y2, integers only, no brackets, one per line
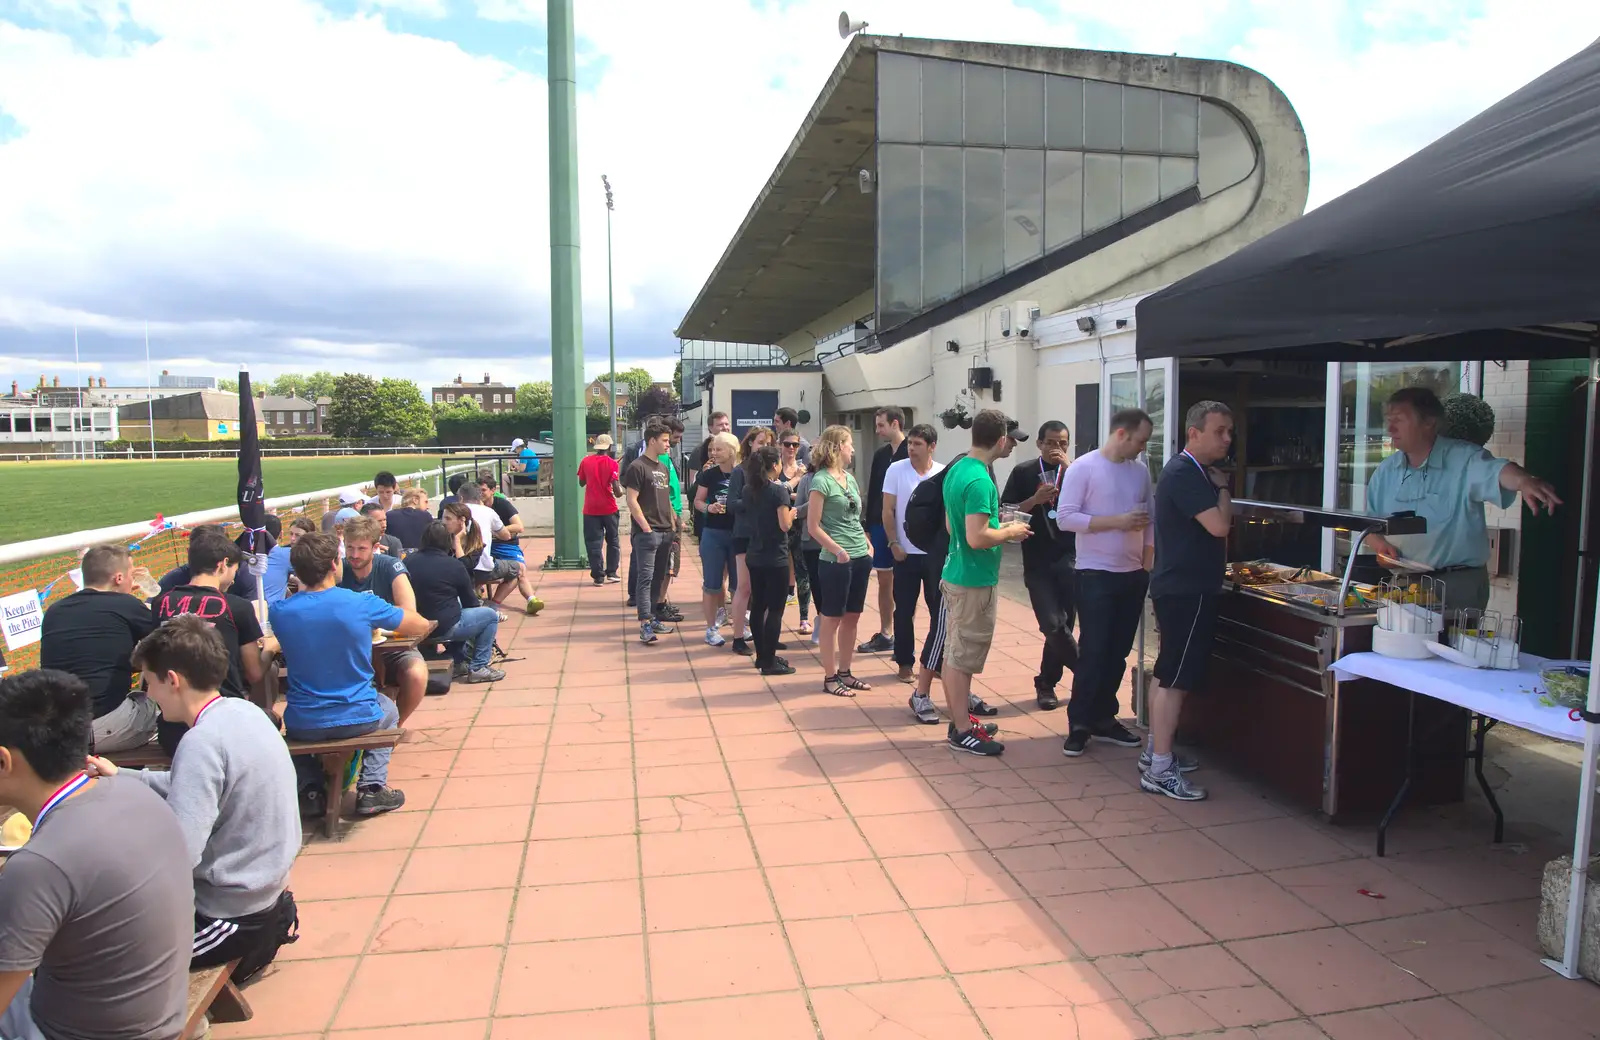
903,453,965,555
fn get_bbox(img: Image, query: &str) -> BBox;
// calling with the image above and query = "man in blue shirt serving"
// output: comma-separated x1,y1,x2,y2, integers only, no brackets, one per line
1365,387,1561,612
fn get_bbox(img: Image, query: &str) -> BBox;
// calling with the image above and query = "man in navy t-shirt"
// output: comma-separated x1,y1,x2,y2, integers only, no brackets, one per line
269,531,434,818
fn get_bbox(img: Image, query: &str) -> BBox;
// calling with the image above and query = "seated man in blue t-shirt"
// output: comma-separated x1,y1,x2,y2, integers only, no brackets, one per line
264,516,316,604
268,531,434,818
338,515,430,725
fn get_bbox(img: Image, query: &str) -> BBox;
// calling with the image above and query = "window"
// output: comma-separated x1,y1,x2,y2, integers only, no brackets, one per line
276,411,287,424
292,411,302,425
506,392,514,404
874,56,1253,330
434,393,443,403
493,394,502,404
447,393,455,402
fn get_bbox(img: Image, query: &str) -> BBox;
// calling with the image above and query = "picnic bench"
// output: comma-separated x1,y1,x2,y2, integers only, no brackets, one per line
113,730,406,841
185,960,252,1039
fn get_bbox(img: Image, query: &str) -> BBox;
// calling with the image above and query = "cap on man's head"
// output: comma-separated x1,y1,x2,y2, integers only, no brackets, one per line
510,438,526,450
592,434,613,450
1003,416,1030,442
339,488,363,505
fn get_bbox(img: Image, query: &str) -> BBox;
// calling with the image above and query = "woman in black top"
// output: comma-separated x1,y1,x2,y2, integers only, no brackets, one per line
692,432,741,647
725,426,774,655
741,445,795,675
404,521,503,681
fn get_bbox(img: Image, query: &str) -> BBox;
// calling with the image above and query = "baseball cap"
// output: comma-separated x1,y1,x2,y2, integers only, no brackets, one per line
593,434,613,450
1003,417,1030,442
510,438,525,450
339,488,363,505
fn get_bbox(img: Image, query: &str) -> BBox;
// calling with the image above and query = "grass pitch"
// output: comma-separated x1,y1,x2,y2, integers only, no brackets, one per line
0,455,443,544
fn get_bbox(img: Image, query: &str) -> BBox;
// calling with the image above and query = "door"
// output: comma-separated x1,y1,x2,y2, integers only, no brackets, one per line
729,390,780,435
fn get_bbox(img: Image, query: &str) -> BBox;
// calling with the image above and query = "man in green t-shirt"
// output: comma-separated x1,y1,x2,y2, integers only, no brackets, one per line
656,417,686,619
938,409,1030,757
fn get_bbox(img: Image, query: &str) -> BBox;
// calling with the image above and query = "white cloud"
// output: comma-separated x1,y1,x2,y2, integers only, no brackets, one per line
0,0,1596,393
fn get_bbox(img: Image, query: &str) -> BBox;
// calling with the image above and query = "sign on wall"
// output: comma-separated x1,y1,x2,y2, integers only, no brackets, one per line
1,590,44,652
730,389,780,431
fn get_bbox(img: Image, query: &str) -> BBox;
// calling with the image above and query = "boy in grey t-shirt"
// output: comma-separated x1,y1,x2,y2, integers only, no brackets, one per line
90,615,302,984
0,669,191,1040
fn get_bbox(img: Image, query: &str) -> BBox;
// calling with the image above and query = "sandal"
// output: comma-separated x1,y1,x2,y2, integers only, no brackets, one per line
836,670,872,692
823,674,856,698
798,619,813,635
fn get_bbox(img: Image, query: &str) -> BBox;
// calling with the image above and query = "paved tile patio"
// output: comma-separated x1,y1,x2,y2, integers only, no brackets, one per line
215,538,1600,1039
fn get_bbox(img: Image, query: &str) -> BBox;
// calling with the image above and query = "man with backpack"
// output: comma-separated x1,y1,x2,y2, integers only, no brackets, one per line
882,423,944,706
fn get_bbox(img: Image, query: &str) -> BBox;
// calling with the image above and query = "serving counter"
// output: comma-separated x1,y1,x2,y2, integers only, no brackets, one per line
1174,500,1467,821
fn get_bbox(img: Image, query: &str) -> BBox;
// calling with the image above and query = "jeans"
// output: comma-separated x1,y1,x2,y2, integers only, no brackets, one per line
631,530,674,621
288,694,401,791
746,562,790,667
583,513,620,580
0,977,43,1040
1025,556,1080,691
891,552,942,667
1067,569,1149,731
437,606,499,671
699,526,739,593
786,527,811,619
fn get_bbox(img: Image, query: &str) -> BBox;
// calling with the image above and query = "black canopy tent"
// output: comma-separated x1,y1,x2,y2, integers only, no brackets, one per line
1135,40,1600,982
1135,38,1600,365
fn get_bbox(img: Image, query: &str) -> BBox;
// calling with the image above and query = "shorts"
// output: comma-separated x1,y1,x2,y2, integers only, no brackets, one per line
867,524,895,569
1153,593,1220,693
732,536,750,556
487,557,521,582
193,889,300,985
939,581,998,674
815,554,873,617
699,526,739,593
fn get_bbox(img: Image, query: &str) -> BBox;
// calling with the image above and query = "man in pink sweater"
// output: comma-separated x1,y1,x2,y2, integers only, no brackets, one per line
1055,409,1155,758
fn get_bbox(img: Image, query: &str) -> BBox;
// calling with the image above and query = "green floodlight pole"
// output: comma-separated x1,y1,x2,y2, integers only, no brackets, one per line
603,174,617,449
544,0,587,569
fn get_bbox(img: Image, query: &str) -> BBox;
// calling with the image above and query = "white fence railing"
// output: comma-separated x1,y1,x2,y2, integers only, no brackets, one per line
0,463,477,567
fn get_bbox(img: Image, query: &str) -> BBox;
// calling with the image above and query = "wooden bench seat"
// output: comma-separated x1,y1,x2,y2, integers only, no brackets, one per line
185,960,252,1038
113,730,406,841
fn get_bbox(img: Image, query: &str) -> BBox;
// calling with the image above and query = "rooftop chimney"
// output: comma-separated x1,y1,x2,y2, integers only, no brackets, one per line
52,376,59,388
9,381,16,397
161,369,169,376
99,377,107,388
483,372,491,384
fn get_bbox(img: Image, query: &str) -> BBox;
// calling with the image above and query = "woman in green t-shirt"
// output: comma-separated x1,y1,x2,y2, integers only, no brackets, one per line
806,425,874,697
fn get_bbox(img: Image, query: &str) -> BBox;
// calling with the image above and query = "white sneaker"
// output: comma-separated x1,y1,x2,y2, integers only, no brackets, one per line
811,627,821,645
705,627,726,647
715,607,729,628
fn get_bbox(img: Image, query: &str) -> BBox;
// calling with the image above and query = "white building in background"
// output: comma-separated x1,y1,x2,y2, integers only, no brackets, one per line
676,33,1308,480
0,403,118,456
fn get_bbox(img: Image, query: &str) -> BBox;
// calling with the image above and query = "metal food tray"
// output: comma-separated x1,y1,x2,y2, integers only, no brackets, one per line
1245,582,1380,615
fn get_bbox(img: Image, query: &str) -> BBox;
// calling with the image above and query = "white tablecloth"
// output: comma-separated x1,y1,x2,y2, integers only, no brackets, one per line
1330,652,1583,744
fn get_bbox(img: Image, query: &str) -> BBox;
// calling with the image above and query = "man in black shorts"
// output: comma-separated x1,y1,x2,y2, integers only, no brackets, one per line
1145,400,1234,803
1001,419,1077,711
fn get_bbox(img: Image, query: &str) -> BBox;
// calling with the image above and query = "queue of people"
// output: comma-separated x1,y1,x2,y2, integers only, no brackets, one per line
615,386,1562,807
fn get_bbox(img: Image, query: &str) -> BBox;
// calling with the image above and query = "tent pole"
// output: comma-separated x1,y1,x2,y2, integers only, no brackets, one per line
1572,343,1598,659
1545,581,1600,979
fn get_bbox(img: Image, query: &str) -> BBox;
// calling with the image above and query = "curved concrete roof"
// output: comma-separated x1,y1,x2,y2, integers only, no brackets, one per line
676,35,1307,345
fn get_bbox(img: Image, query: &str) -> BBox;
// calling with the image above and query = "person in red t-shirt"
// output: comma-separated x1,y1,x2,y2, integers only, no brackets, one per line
577,435,624,585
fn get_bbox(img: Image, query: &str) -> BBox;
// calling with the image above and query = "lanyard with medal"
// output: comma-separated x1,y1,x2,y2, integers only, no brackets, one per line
1041,458,1066,521
34,770,92,831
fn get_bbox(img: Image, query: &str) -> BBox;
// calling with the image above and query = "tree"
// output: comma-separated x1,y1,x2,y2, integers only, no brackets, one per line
326,373,380,437
217,377,239,393
633,385,679,425
268,371,337,401
671,359,682,395
586,400,610,422
515,381,553,416
594,367,653,404
370,378,435,441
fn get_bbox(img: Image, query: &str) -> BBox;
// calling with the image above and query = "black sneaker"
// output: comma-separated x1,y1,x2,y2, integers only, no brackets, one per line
967,696,999,717
1062,729,1091,757
760,658,796,676
592,576,604,586
857,632,894,654
948,723,1004,757
729,637,753,656
655,606,686,623
355,785,406,816
1035,685,1060,711
626,596,636,608
1093,721,1143,747
774,641,788,651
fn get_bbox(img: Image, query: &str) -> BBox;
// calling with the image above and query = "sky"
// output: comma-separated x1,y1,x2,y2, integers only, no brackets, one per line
0,0,1594,394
